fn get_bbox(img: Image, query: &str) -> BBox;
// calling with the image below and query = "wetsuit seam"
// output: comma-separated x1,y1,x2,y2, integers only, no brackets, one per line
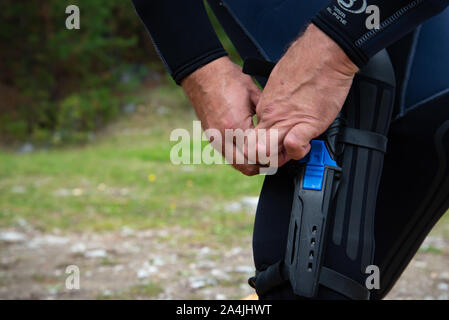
172,48,228,84
355,0,426,48
397,26,422,120
405,87,449,114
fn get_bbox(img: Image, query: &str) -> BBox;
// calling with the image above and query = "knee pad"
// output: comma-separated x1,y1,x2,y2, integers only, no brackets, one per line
244,50,396,300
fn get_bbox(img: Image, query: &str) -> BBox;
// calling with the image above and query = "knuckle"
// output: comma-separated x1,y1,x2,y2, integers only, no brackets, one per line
284,135,301,151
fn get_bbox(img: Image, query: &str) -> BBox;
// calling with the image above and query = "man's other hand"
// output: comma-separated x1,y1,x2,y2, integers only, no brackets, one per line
181,57,262,176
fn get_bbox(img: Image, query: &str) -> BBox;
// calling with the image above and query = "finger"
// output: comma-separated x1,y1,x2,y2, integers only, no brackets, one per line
233,163,262,176
277,148,292,168
241,128,258,164
223,136,261,176
253,122,290,165
283,124,314,160
250,88,261,110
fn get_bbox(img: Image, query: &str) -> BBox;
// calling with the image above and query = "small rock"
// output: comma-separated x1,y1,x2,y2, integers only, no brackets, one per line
198,261,215,269
225,202,242,213
123,103,136,114
120,226,134,237
202,289,213,296
437,283,449,291
120,72,132,84
226,247,243,257
114,265,124,273
137,261,158,279
215,294,226,300
414,261,427,269
15,218,30,230
422,236,446,251
440,272,449,280
11,186,26,194
28,235,69,248
169,254,178,263
189,276,216,290
70,243,87,254
53,189,71,197
18,142,34,154
156,106,169,115
157,230,169,237
234,266,254,274
120,241,140,253
72,188,83,196
102,290,112,297
48,288,58,295
190,279,206,289
198,247,211,256
84,249,107,258
151,257,165,266
211,269,230,280
0,231,26,243
240,197,259,211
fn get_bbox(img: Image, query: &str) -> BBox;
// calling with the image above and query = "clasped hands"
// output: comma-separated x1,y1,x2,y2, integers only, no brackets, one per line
181,24,358,176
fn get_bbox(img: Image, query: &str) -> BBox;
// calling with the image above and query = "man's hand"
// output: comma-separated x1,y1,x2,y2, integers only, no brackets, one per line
181,56,262,176
251,24,359,167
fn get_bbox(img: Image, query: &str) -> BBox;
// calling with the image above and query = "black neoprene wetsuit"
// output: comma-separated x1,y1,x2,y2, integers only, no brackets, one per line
132,0,449,299
132,0,448,83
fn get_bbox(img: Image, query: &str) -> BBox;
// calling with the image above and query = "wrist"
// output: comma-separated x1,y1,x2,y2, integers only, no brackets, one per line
181,56,232,89
303,24,359,77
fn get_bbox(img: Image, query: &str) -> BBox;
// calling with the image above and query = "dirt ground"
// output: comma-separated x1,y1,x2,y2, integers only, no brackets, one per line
0,226,448,300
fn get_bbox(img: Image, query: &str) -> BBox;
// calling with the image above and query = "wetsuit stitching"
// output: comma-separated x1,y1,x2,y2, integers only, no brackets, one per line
355,0,425,48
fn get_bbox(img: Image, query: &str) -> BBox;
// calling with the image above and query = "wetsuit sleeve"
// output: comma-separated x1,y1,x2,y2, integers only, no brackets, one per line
131,0,227,85
312,0,449,67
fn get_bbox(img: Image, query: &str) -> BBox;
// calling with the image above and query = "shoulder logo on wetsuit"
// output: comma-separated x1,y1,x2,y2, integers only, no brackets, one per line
337,0,367,14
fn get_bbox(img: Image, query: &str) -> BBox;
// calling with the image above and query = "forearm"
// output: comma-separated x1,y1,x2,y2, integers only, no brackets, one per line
131,0,227,84
312,0,449,67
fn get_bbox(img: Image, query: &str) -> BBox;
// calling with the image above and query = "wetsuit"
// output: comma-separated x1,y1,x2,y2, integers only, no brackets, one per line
132,0,449,299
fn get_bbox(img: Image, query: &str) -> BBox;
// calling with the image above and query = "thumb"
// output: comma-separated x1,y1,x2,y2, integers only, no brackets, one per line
283,124,316,160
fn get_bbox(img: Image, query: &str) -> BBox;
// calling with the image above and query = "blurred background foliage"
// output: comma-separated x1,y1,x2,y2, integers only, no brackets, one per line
0,1,448,300
0,0,238,146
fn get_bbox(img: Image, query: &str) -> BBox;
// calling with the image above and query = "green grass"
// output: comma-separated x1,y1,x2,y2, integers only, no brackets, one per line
1,83,448,247
0,84,264,245
98,282,164,300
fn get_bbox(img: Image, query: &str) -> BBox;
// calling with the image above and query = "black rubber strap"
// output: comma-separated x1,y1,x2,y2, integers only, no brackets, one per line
319,267,370,300
251,263,369,300
339,127,388,153
250,261,288,296
242,58,275,79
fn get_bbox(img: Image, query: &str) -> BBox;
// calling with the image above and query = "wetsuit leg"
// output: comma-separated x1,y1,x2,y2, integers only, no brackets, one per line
208,1,449,299
253,9,449,300
371,9,449,299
